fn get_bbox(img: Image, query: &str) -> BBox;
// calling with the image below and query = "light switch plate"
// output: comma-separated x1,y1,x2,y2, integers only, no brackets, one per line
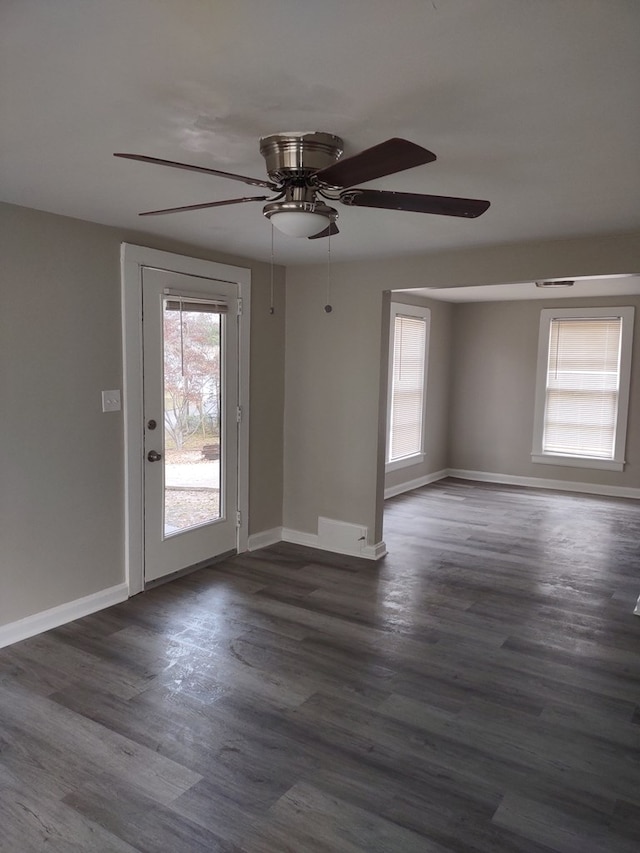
102,390,121,412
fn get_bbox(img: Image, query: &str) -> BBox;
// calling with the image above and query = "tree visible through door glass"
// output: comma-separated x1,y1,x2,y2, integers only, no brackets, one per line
162,300,223,536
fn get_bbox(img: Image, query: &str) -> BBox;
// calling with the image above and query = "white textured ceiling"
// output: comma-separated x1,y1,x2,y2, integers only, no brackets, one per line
1,0,639,265
401,275,640,302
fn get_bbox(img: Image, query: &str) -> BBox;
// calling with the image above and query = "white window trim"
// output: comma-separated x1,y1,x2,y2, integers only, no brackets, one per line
532,306,634,472
386,452,426,473
386,302,430,472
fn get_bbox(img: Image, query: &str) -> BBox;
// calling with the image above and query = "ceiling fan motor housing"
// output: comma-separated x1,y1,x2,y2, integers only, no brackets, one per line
259,132,344,183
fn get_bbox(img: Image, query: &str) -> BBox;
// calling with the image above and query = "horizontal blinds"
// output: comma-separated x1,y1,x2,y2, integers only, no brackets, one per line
164,297,227,314
389,314,426,461
163,289,228,314
543,317,622,459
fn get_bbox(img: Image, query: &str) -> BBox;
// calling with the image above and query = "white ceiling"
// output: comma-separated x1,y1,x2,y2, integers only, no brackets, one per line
1,0,639,265
402,274,640,302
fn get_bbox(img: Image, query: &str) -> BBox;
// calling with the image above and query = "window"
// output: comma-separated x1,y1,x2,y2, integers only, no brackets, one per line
532,306,634,471
386,302,430,470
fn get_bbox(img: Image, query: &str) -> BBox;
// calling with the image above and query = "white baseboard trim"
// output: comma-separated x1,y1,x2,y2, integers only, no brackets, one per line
448,468,640,500
247,527,283,551
281,526,320,549
0,583,129,650
384,469,449,499
281,526,386,561
361,540,388,560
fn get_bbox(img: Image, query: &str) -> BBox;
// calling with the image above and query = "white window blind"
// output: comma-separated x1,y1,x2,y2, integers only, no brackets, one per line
388,312,427,462
542,317,622,459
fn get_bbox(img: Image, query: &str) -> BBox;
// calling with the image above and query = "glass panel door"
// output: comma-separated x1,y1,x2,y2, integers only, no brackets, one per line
142,267,239,583
162,299,223,536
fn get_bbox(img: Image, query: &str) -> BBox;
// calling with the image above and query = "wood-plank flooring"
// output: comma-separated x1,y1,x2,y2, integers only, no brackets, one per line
1,478,639,852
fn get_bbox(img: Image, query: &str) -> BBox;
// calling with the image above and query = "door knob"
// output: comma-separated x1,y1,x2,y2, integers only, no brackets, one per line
147,450,162,462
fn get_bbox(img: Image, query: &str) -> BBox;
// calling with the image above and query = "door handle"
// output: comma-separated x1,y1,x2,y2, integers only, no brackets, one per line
147,450,162,462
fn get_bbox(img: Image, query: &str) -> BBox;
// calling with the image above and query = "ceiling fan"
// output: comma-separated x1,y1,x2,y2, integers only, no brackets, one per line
114,133,490,239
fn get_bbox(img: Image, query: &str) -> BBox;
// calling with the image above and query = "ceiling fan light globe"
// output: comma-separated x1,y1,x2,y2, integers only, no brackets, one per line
268,210,330,238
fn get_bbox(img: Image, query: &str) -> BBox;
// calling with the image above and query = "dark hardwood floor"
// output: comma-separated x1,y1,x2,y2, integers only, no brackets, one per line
1,478,639,852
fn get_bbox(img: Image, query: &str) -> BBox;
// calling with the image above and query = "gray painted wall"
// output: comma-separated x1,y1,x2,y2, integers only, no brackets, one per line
2,199,639,630
284,232,640,547
283,265,382,541
449,295,640,487
0,202,285,627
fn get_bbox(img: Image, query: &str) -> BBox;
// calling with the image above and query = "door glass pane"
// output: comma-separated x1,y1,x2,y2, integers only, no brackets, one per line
162,299,223,536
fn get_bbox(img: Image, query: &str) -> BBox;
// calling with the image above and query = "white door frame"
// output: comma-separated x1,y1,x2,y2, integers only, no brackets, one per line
121,243,250,594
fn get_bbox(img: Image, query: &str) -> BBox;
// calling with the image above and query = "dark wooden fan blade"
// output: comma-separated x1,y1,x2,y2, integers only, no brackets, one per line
114,153,278,190
340,189,490,218
139,196,270,216
308,222,340,240
314,138,436,188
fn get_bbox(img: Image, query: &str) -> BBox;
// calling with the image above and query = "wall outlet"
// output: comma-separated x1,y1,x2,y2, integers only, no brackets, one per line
102,390,121,412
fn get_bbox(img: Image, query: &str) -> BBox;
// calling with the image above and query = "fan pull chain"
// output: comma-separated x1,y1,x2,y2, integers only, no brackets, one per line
269,223,275,315
324,231,333,313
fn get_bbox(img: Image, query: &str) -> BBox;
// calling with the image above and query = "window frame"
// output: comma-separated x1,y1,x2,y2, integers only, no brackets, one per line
385,301,430,472
531,305,635,471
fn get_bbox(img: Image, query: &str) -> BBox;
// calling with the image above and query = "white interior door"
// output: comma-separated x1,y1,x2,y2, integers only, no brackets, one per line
142,266,239,583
